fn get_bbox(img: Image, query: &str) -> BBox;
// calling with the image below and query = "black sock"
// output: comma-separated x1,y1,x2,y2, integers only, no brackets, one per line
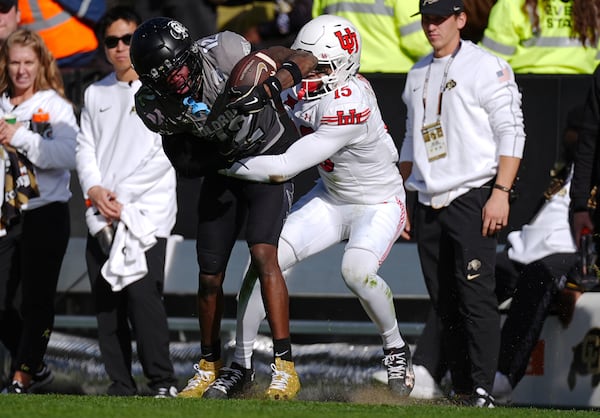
201,340,221,362
273,338,292,362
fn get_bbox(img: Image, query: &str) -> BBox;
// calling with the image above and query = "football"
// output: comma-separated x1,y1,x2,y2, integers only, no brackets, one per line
228,51,277,88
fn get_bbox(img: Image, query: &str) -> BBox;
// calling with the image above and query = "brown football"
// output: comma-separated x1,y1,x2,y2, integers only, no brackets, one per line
228,51,277,88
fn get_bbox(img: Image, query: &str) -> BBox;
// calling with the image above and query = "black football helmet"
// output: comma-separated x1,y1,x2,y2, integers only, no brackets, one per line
130,17,203,98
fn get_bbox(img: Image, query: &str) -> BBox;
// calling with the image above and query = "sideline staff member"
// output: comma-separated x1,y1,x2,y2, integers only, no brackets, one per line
399,0,525,407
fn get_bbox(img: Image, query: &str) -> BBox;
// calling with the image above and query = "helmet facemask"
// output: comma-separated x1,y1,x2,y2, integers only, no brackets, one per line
141,46,203,99
131,18,203,100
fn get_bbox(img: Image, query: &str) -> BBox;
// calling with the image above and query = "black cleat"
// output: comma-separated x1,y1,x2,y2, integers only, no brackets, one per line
203,362,254,399
383,345,415,397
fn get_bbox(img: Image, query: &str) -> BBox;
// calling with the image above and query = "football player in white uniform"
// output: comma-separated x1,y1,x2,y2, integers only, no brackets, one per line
213,14,415,399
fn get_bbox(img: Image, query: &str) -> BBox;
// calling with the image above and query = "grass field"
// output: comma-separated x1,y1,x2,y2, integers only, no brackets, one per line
0,394,598,418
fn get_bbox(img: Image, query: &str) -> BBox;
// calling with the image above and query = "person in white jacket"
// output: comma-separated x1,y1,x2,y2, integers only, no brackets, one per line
399,0,525,408
75,6,178,397
0,28,78,394
406,112,582,403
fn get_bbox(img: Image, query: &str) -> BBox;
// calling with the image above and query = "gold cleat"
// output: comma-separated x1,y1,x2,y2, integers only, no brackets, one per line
178,359,223,398
265,358,301,400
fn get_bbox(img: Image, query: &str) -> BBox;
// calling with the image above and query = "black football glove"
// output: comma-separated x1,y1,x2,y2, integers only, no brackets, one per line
227,76,282,114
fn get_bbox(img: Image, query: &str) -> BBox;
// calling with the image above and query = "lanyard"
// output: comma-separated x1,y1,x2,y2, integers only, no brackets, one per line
422,42,462,125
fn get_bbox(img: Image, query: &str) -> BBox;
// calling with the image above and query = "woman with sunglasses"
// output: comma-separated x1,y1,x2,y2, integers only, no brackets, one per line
0,28,78,393
75,6,178,397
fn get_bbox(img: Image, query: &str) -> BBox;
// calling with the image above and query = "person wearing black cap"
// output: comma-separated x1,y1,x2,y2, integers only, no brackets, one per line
0,0,18,44
399,0,526,407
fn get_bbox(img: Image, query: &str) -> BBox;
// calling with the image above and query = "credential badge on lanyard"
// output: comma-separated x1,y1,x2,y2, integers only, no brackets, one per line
422,121,446,161
421,42,461,162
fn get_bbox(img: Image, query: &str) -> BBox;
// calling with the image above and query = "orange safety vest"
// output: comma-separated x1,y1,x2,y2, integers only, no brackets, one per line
18,0,98,61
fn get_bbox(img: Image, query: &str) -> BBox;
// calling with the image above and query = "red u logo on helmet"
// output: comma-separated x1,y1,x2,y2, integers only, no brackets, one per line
334,28,358,55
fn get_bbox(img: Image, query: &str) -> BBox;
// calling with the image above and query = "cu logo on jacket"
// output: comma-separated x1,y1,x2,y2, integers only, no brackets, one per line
334,28,358,55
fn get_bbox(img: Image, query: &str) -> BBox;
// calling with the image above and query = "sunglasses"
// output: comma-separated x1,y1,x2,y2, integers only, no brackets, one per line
104,34,133,49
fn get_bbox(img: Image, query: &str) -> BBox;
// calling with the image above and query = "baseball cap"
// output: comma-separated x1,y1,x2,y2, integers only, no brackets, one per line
412,0,464,17
0,0,16,13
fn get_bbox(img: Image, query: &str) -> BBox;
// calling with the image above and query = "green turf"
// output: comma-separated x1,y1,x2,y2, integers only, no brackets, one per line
0,395,597,418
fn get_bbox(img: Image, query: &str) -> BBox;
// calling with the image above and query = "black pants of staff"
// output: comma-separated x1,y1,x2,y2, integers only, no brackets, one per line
14,202,70,376
86,235,177,395
415,186,500,395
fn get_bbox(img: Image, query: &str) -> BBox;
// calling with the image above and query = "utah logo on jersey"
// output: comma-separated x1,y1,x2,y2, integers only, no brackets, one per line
321,108,371,126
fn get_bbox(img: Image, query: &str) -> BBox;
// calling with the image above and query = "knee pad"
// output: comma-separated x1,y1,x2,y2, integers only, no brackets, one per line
341,248,379,291
197,251,230,276
277,237,298,272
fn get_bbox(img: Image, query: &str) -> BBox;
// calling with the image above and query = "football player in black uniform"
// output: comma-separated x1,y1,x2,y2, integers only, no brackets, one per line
129,17,316,400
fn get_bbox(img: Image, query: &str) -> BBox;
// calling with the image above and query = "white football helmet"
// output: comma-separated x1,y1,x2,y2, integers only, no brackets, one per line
292,15,361,100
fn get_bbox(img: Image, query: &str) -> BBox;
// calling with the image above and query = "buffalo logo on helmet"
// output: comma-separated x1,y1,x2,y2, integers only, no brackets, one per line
167,20,188,40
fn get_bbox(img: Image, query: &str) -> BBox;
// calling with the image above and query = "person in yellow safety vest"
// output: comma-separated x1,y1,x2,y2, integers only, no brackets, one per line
18,0,105,68
311,0,431,73
480,0,600,74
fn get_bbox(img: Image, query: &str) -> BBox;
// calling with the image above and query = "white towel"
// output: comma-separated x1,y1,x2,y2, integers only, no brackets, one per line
101,204,157,291
85,206,110,236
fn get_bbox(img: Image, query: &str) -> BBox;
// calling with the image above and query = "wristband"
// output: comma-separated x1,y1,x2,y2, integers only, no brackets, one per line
493,183,511,193
281,61,303,85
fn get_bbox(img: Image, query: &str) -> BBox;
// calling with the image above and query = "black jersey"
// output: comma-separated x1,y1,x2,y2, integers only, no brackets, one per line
134,31,299,177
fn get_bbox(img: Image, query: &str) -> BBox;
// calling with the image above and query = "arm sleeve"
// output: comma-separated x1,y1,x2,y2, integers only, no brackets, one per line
399,79,415,163
478,56,526,158
75,93,102,196
222,123,358,182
